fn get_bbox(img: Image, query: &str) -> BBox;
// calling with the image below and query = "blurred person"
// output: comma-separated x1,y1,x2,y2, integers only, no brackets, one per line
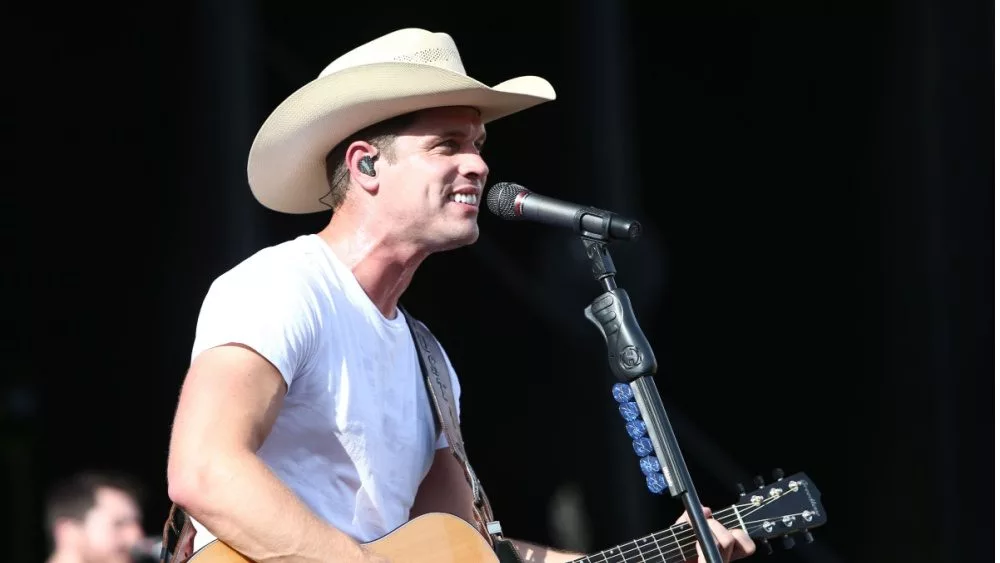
165,28,754,563
45,471,146,563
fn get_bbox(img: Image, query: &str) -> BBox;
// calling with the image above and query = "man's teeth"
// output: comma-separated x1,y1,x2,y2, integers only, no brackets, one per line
450,193,478,205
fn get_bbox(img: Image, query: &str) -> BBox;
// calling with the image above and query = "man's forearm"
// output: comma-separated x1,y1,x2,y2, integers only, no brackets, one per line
508,538,584,563
169,451,370,563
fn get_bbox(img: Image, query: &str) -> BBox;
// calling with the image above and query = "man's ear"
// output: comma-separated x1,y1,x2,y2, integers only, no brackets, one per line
346,141,380,193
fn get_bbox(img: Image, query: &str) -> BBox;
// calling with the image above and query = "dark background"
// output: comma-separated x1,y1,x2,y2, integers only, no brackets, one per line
5,1,992,562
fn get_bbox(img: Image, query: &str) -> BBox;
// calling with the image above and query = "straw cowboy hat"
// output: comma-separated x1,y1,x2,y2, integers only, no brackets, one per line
246,28,557,214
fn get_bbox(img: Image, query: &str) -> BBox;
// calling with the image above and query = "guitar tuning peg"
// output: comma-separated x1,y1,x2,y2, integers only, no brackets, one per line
760,538,773,555
803,531,815,544
772,467,784,480
782,535,795,550
753,475,765,488
736,482,746,496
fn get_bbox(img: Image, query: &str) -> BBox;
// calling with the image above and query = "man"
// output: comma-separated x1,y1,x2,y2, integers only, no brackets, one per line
165,28,754,563
45,471,146,563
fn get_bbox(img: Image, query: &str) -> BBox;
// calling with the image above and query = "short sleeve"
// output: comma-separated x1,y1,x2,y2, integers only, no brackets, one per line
434,341,463,450
190,256,319,389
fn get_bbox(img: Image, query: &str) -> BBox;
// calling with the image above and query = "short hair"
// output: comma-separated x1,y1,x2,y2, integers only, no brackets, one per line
322,111,421,213
44,471,143,536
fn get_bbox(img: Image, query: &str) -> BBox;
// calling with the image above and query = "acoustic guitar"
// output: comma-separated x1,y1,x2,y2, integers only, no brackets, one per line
185,471,826,563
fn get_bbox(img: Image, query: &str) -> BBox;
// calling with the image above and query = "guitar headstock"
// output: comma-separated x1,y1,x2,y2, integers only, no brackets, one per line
734,469,827,553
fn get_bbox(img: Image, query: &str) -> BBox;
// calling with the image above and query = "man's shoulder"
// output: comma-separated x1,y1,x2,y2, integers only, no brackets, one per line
220,235,323,279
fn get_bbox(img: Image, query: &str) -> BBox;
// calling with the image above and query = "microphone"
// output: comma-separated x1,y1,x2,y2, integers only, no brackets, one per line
486,183,642,241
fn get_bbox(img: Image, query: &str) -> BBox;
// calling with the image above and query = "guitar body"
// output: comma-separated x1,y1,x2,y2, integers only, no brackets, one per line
186,513,500,563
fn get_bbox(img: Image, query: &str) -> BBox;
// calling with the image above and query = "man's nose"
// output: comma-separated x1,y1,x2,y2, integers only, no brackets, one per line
461,153,489,181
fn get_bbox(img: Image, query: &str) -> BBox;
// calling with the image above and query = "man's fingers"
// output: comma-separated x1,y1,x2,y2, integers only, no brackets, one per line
673,507,760,563
730,529,756,559
709,518,736,560
691,518,736,562
673,506,713,525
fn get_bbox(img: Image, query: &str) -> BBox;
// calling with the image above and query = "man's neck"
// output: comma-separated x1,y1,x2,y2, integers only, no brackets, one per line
317,218,428,319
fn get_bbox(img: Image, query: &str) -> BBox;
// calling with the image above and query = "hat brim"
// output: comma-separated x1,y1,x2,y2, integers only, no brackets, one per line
247,62,556,214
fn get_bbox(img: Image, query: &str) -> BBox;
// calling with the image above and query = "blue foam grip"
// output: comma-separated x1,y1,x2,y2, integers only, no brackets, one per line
646,473,667,494
612,383,634,403
618,401,640,422
639,455,661,476
632,436,654,457
625,419,647,439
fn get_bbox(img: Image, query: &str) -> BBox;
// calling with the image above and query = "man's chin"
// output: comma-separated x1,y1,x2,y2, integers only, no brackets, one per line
433,227,479,252
455,225,480,247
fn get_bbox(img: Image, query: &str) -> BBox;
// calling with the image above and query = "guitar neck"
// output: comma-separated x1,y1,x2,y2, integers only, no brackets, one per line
573,506,740,563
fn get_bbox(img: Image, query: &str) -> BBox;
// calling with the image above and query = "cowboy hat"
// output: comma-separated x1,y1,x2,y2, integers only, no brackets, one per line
246,28,557,214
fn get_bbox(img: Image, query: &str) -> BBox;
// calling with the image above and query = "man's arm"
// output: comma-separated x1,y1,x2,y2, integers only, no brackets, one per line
506,539,583,563
167,344,381,563
410,449,584,563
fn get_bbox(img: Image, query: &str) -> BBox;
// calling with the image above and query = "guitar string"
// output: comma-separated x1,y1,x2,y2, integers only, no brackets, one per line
572,482,809,562
582,495,779,562
657,489,802,550
660,485,816,555
613,493,809,563
575,503,756,562
577,516,805,563
672,516,808,563
576,487,808,563
579,504,761,563
575,504,751,563
580,517,802,563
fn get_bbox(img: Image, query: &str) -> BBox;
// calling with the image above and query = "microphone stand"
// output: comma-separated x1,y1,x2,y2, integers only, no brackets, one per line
580,233,725,563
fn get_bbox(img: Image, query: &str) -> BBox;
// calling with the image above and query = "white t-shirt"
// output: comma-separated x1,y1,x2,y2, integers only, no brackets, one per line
186,234,461,552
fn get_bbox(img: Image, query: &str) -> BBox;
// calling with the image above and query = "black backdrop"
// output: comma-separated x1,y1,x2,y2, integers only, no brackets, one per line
6,2,992,563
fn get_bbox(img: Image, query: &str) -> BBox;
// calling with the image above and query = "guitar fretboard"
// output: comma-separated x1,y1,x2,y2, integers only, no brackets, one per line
571,506,740,563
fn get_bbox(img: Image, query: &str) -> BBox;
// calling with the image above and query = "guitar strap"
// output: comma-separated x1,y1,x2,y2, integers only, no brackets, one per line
401,307,522,562
159,501,193,563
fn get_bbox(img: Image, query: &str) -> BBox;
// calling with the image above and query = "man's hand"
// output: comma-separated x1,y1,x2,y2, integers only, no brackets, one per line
677,506,756,563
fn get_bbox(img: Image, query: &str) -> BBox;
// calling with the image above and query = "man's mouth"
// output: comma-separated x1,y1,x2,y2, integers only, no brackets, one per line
448,193,479,206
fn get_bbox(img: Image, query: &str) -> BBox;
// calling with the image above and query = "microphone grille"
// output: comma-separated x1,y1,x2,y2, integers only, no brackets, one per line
486,182,528,219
